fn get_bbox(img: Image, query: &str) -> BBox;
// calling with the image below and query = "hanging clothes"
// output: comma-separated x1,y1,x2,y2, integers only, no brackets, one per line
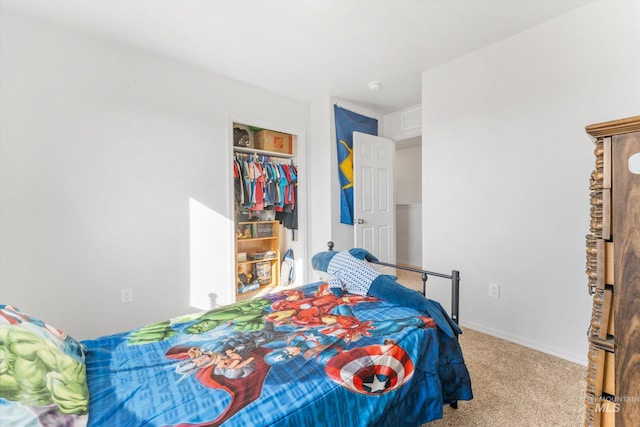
275,164,298,231
233,153,298,231
233,159,243,205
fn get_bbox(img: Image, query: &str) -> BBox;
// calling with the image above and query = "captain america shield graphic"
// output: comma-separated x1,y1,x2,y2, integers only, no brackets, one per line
325,344,414,394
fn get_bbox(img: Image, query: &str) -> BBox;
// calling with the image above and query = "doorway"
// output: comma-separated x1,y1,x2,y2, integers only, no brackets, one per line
394,136,422,267
228,115,307,302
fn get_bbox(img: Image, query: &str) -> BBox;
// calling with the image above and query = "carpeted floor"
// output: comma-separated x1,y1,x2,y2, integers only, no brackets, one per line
389,266,587,426
426,328,586,426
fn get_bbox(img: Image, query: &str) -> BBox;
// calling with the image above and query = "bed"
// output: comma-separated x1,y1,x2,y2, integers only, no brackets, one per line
1,249,472,427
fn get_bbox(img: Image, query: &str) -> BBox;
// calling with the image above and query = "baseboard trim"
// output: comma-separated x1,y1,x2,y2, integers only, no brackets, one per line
460,320,588,366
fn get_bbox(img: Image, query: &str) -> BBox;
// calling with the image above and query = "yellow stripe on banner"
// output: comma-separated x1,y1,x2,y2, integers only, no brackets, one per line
339,139,354,190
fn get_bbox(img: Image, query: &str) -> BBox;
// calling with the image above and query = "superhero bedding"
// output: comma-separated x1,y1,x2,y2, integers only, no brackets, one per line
1,283,472,427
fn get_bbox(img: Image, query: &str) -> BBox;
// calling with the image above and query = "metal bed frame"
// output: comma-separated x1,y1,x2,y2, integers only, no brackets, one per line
326,241,460,326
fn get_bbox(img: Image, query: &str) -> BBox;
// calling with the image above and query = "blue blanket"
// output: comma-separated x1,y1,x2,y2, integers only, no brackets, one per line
82,283,472,426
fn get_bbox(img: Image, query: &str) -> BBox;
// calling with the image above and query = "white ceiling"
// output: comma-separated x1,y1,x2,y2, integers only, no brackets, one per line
1,0,591,114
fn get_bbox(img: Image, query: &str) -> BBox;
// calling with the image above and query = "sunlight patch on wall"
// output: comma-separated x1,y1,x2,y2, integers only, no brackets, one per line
189,198,233,310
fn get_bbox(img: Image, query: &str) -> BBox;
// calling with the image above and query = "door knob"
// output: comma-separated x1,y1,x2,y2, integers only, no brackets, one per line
357,219,365,224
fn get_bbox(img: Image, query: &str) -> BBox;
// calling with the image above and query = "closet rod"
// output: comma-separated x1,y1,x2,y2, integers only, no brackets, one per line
233,146,294,160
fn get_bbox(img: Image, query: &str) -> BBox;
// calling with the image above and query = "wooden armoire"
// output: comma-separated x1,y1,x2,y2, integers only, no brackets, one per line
585,115,640,427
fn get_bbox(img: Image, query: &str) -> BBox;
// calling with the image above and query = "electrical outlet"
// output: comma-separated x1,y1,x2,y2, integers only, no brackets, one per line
121,288,133,303
489,283,500,299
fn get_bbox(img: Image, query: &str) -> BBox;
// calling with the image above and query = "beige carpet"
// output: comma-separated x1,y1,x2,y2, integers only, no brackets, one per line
389,266,587,426
426,328,586,426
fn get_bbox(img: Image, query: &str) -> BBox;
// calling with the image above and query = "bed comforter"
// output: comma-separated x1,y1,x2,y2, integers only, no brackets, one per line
1,282,472,427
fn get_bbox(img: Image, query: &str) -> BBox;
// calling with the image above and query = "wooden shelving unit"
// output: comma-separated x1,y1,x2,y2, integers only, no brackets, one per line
235,220,280,295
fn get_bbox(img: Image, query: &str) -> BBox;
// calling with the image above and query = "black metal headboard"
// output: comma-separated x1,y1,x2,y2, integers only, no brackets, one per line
326,241,460,325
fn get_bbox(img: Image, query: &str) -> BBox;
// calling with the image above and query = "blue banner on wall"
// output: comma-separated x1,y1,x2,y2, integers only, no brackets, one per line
334,105,378,225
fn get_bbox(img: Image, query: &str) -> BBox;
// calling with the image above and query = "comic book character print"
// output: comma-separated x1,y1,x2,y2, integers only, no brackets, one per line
148,284,436,427
127,298,272,346
123,297,277,426
166,324,287,427
267,283,377,330
264,297,434,394
325,341,415,395
0,305,89,426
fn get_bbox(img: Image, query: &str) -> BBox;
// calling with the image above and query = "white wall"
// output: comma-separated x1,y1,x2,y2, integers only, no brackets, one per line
396,204,422,267
421,0,640,364
395,142,422,266
308,96,334,262
0,11,309,340
395,142,422,205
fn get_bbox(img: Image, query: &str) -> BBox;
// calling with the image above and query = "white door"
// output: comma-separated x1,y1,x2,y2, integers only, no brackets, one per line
353,132,396,263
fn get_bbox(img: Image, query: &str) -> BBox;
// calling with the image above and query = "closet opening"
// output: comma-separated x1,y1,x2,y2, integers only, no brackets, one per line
230,120,306,301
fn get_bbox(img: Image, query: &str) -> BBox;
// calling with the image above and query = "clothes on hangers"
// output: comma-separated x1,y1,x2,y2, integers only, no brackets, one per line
233,153,298,230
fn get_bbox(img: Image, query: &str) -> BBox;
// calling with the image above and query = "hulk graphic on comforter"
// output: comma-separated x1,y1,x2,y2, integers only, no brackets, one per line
127,298,272,345
0,324,89,416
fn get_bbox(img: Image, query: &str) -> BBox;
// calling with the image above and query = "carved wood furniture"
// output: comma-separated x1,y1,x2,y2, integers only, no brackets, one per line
585,115,640,427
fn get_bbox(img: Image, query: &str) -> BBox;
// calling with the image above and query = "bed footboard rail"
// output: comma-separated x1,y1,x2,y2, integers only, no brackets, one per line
368,260,460,326
325,241,461,325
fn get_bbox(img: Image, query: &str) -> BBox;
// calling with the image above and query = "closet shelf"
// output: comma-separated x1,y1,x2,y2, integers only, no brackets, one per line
233,146,294,159
237,236,278,242
237,258,279,266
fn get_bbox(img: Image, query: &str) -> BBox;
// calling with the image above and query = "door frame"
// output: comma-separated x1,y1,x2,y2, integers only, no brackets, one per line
226,113,308,302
